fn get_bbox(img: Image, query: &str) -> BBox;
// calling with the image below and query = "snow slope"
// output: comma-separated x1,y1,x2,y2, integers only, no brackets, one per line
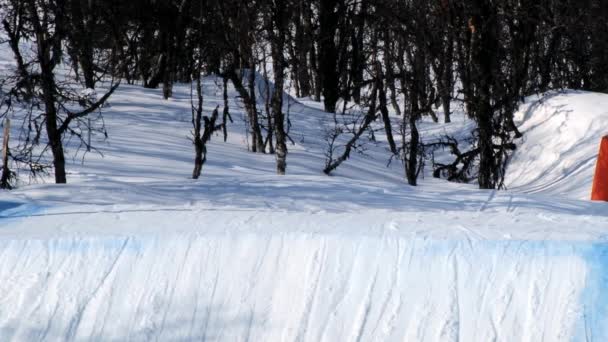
506,91,608,200
1,208,608,342
1,73,608,341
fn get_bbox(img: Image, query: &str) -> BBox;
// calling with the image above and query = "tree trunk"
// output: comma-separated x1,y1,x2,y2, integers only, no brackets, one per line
406,113,420,186
192,73,204,179
1,119,11,189
350,1,366,104
319,0,340,112
383,30,401,117
441,35,453,123
311,42,322,102
222,77,232,142
469,6,499,189
248,58,265,152
295,2,312,97
45,94,67,184
226,68,264,153
269,0,288,174
27,0,67,184
377,71,397,154
262,51,275,154
68,0,96,88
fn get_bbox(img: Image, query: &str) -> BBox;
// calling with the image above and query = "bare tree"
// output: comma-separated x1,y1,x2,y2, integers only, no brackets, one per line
266,0,289,174
1,0,119,184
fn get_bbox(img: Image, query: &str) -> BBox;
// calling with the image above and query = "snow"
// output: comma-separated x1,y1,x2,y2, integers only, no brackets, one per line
1,208,608,341
506,91,608,200
1,73,608,340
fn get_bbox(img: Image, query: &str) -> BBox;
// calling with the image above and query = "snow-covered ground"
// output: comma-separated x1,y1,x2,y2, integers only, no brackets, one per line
506,90,608,200
1,74,608,341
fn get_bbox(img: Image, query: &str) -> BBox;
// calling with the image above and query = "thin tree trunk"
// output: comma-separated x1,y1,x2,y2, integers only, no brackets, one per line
1,119,11,189
296,2,312,97
377,70,397,154
262,51,274,154
406,113,420,186
247,57,265,152
269,0,288,174
222,77,232,142
192,73,204,179
27,0,66,184
319,0,340,112
383,30,401,117
441,35,453,123
226,69,264,153
69,0,96,88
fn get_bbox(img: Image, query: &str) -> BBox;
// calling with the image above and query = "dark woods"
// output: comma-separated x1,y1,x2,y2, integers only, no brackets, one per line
1,0,607,189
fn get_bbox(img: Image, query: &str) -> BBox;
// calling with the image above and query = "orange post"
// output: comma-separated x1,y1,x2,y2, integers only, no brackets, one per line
591,136,608,201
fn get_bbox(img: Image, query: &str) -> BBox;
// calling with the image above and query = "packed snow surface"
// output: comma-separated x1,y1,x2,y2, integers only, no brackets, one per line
1,78,608,341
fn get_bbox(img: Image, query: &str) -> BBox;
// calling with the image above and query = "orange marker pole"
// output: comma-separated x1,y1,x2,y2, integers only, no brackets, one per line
591,136,608,201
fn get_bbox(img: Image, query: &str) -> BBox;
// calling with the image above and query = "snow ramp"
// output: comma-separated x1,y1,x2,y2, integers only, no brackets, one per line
1,205,608,342
506,91,608,200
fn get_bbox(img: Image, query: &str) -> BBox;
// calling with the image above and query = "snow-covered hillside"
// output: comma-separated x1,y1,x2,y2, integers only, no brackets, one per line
506,91,608,200
1,76,608,341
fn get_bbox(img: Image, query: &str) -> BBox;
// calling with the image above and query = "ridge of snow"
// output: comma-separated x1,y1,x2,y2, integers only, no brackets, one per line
506,90,608,200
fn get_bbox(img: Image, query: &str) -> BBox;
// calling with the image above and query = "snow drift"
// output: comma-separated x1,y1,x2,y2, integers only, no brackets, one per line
506,91,608,200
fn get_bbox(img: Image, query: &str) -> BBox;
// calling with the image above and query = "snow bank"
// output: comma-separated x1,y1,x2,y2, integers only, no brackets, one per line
0,207,607,341
506,91,608,200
